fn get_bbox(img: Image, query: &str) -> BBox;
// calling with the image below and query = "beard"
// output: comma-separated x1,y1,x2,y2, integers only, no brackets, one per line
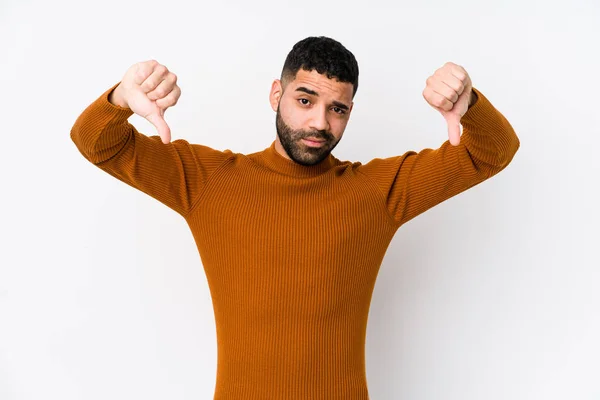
275,105,340,166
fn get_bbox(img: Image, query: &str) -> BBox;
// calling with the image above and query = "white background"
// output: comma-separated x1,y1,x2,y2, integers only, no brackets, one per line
1,0,599,399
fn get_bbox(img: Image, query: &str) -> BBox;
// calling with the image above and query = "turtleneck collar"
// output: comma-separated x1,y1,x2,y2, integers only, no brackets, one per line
259,140,336,178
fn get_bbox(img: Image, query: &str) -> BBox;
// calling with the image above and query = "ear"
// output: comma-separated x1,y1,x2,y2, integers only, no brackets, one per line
269,79,283,112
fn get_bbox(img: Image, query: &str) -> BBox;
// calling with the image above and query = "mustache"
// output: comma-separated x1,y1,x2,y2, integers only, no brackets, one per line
299,131,330,141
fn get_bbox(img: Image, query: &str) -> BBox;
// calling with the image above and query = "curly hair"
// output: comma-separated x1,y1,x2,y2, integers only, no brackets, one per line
280,36,359,98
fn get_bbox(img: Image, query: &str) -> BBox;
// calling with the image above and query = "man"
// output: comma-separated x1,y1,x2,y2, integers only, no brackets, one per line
71,36,519,399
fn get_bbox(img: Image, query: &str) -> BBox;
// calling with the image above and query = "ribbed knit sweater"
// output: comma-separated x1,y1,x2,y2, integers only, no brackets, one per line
70,81,520,399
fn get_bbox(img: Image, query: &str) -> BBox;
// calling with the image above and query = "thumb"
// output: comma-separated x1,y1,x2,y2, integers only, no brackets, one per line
445,113,461,146
146,109,171,144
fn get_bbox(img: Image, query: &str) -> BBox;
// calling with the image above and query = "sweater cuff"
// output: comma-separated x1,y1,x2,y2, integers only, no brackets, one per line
101,81,135,122
460,87,487,124
458,87,520,168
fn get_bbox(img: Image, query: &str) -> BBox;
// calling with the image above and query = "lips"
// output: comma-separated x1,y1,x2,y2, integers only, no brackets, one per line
302,138,326,148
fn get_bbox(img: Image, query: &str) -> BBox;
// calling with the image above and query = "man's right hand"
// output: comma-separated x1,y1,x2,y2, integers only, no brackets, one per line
109,60,181,144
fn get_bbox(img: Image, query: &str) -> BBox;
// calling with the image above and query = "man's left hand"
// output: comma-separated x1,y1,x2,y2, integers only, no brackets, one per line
422,62,474,146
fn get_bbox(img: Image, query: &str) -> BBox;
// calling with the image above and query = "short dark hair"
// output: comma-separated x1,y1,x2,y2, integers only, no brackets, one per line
280,36,359,98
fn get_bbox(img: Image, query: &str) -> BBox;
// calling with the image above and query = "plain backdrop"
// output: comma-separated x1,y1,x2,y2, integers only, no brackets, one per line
1,0,599,399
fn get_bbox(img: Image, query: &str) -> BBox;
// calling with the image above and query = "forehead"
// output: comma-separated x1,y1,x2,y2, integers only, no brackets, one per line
289,69,353,101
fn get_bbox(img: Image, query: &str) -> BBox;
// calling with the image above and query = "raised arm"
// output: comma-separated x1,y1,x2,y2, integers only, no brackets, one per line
70,61,233,218
357,63,520,228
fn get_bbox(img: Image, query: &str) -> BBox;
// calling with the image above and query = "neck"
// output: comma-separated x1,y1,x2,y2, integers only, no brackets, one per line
260,140,336,178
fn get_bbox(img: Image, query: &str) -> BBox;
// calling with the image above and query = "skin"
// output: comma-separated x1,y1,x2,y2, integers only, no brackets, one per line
422,62,477,145
268,69,355,166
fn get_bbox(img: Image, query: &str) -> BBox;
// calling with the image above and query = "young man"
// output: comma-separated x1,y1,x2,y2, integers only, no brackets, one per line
71,36,519,399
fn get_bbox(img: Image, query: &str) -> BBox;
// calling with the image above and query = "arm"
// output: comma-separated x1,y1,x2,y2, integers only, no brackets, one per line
70,82,233,218
356,87,520,227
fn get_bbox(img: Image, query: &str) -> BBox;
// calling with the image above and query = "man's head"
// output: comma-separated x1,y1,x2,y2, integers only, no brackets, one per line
269,36,359,166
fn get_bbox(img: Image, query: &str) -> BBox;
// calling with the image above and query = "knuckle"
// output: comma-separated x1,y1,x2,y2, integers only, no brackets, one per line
156,64,168,74
137,63,150,76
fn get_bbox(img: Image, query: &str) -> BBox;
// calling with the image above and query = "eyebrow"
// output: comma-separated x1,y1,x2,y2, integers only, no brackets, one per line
295,86,350,111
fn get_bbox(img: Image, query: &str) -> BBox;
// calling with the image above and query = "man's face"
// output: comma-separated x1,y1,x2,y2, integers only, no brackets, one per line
270,69,354,166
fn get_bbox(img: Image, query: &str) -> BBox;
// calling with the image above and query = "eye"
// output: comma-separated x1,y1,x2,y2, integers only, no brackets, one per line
332,107,346,115
298,98,310,106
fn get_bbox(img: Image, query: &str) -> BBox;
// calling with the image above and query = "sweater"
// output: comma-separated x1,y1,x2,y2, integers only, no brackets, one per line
70,81,520,399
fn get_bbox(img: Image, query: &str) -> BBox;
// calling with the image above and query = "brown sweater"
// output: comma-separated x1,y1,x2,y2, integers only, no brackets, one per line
71,82,520,399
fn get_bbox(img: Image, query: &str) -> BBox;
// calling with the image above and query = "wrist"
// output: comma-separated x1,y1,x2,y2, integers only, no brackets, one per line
108,84,129,108
468,89,478,108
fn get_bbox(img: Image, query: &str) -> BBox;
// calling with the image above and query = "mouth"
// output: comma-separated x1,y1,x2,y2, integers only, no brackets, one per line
302,138,326,148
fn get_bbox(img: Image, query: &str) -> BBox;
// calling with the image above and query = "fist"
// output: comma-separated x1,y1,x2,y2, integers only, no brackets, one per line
113,60,181,144
422,62,473,146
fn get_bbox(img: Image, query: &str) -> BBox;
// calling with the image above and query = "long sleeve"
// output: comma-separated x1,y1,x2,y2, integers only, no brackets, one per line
356,87,520,227
70,82,234,218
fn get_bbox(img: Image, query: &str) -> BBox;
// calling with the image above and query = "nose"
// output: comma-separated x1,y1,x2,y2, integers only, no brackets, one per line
308,106,330,133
